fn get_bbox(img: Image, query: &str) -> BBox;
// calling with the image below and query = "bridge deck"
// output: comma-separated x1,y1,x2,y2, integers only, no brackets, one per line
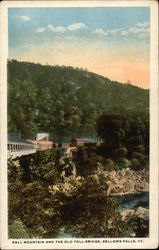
8,149,36,159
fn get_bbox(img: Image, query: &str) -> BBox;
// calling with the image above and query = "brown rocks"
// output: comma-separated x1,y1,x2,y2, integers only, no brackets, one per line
121,207,149,221
104,168,149,196
135,206,149,220
121,209,135,220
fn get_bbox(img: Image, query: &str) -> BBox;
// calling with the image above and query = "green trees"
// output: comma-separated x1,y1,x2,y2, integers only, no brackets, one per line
9,218,30,238
73,146,98,176
8,156,127,238
97,113,149,153
97,114,127,151
8,79,37,138
8,60,149,141
8,149,63,238
60,174,126,238
8,181,62,238
97,112,149,170
8,148,149,238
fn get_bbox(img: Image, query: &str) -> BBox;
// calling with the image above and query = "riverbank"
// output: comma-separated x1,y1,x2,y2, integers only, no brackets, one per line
100,168,149,196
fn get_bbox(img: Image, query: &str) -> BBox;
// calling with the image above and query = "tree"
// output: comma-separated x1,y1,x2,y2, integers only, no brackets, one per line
97,113,149,161
97,113,127,152
73,146,98,176
60,174,126,237
9,218,30,238
8,60,149,141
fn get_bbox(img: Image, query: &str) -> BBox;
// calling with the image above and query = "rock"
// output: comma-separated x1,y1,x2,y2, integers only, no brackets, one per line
124,182,134,192
121,209,135,220
76,176,83,181
135,207,149,220
121,169,126,176
121,207,149,221
124,168,132,177
102,168,149,195
130,232,136,237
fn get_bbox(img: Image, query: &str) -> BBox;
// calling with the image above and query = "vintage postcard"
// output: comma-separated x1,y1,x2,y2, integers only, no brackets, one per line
0,0,158,249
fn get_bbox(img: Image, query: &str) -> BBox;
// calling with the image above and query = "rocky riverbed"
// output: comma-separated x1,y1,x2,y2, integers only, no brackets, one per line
53,167,149,198
103,168,149,196
60,146,149,196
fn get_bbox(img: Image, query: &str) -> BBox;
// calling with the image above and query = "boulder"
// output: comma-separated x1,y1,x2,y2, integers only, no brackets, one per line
121,209,135,220
102,168,149,195
121,207,149,221
135,207,149,220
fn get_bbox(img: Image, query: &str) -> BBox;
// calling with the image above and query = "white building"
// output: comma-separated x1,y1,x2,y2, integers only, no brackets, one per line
36,132,49,141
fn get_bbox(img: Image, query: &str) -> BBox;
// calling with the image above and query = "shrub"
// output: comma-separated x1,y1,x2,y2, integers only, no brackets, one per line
73,147,98,176
115,147,128,158
118,157,131,169
103,158,118,171
135,144,145,153
9,218,30,238
9,149,62,184
132,152,144,159
131,158,141,171
8,159,22,182
131,152,148,169
96,155,104,164
60,174,126,237
124,214,149,237
8,182,62,238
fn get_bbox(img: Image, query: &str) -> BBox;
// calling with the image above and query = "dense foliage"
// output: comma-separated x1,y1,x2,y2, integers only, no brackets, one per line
96,113,149,171
8,149,61,184
8,150,148,238
8,59,149,239
8,60,149,141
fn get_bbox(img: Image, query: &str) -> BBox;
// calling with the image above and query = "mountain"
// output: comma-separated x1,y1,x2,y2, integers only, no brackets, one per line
8,59,149,140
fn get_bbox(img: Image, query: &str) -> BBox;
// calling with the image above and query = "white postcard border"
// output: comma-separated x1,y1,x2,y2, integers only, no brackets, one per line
0,1,158,249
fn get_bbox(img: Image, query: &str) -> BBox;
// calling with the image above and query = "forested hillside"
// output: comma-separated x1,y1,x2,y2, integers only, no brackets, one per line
8,60,149,238
8,60,149,141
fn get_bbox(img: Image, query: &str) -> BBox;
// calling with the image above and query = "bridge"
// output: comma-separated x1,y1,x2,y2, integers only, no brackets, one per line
8,135,36,159
8,135,54,159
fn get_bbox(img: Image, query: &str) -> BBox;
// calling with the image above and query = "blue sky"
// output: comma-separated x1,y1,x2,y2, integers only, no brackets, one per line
8,7,150,88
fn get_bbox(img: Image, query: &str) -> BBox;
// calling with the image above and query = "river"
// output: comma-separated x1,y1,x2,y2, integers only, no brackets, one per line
117,191,149,211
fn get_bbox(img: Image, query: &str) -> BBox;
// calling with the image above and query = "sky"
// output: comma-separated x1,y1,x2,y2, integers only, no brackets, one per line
8,7,150,89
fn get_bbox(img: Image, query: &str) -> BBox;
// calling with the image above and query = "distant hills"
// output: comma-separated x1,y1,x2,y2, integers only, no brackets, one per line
8,60,149,140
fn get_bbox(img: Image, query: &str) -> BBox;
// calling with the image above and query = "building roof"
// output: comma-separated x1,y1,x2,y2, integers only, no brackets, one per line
72,137,99,143
8,135,34,145
31,140,53,145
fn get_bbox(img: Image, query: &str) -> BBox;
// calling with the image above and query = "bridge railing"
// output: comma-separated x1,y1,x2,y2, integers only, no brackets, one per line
8,141,36,158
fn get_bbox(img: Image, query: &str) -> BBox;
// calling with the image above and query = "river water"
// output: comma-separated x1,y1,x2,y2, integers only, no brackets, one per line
117,191,149,211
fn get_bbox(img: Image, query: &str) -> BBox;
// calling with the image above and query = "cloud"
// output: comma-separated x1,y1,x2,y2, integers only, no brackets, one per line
67,22,87,31
48,24,66,33
36,27,46,33
13,15,31,21
128,27,148,34
121,30,128,36
107,28,123,35
104,24,149,39
93,28,107,36
20,15,31,21
121,25,150,38
136,22,149,27
64,35,89,42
